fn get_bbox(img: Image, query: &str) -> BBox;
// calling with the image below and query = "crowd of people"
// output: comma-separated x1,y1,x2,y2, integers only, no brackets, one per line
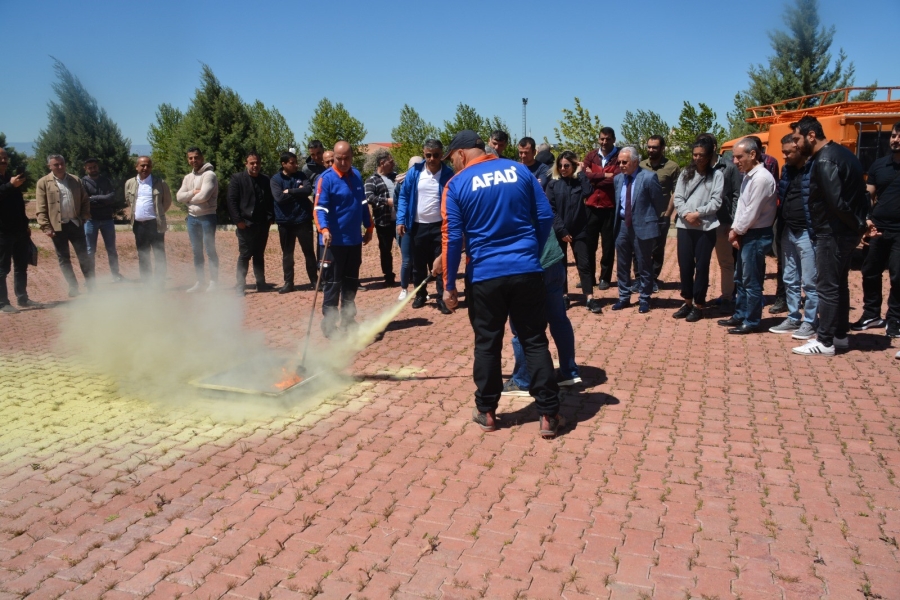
0,116,897,437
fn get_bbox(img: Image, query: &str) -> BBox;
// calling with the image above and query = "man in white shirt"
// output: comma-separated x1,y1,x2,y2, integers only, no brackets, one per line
124,156,172,287
34,154,95,296
395,139,456,314
717,138,777,334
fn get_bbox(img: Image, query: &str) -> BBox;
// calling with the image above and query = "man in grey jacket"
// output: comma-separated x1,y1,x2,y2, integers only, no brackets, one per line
176,147,219,292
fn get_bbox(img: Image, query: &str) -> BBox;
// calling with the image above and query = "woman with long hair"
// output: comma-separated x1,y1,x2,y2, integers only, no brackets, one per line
672,139,724,322
544,151,596,311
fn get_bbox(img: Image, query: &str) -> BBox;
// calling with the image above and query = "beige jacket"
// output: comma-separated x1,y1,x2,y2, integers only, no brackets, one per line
125,175,172,233
35,172,91,233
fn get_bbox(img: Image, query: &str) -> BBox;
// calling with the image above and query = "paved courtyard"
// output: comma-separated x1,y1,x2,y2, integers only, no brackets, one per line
1,229,898,600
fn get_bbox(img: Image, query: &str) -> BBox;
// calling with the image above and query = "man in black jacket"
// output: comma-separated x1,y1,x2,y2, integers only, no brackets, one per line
0,148,37,312
81,158,122,282
271,151,315,293
227,151,275,295
302,140,327,187
790,116,868,356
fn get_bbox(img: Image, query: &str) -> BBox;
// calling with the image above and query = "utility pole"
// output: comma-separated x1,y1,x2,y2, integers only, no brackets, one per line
522,98,528,139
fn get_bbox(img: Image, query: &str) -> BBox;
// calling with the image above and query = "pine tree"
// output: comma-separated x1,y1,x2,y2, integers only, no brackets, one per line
669,102,727,167
619,110,670,159
727,0,857,138
247,100,297,176
147,103,184,182
391,105,439,171
552,98,603,159
30,58,132,184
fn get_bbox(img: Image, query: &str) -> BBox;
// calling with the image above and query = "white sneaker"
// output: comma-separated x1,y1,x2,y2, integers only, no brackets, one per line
895,350,899,359
398,288,408,301
792,339,835,356
833,336,849,349
186,282,202,293
206,281,217,292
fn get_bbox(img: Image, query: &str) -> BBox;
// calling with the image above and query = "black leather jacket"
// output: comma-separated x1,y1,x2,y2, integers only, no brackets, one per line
808,141,868,236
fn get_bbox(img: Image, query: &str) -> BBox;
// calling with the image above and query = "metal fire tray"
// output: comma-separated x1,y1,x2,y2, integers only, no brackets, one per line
188,355,320,397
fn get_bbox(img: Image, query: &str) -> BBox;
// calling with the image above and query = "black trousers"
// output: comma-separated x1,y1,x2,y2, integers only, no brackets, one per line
133,219,166,283
235,223,269,286
467,272,560,416
375,224,396,279
584,206,616,289
560,237,593,297
411,222,444,299
677,228,717,305
278,221,317,285
815,233,860,346
53,221,95,290
861,230,900,322
0,231,29,306
320,244,362,329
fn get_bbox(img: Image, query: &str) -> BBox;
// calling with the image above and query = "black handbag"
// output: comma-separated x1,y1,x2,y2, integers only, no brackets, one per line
28,239,38,267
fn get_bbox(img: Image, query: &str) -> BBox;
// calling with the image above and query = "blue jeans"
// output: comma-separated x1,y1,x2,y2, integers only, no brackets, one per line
510,260,578,387
397,230,413,289
186,214,219,282
733,228,772,328
782,228,818,324
84,219,120,276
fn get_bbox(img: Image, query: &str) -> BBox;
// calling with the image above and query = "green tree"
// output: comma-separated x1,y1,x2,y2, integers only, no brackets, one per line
728,0,857,139
669,102,726,166
305,98,367,152
247,100,297,176
30,58,132,185
552,97,603,159
440,103,487,147
851,81,878,101
619,110,670,159
147,103,183,180
391,104,439,170
0,133,29,187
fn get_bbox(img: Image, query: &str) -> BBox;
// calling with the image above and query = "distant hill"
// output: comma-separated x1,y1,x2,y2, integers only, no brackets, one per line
7,142,152,158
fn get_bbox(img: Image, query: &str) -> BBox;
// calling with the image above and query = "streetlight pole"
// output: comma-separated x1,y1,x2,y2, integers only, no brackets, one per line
522,98,528,139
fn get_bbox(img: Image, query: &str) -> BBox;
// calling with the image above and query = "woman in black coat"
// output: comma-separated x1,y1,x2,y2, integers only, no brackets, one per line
544,151,598,312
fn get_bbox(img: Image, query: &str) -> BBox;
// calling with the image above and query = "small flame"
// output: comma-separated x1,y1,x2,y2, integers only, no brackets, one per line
274,367,303,390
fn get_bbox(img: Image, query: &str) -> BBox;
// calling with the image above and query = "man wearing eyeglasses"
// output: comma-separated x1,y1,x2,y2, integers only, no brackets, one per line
396,139,455,314
638,135,679,290
611,147,665,313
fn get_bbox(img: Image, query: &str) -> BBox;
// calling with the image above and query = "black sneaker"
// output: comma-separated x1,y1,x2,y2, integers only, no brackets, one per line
597,280,610,290
887,319,900,338
685,307,703,322
539,414,566,439
411,295,426,309
437,299,453,315
588,298,602,314
850,316,885,331
673,304,692,319
472,408,498,432
768,296,788,314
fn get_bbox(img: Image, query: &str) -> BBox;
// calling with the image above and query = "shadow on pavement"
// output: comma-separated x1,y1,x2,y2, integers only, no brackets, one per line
384,317,432,333
850,332,895,352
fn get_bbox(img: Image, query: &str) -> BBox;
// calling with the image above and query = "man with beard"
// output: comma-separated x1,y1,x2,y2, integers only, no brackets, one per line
227,151,275,295
852,122,900,341
582,128,621,298
82,158,123,282
638,135,679,289
790,116,868,356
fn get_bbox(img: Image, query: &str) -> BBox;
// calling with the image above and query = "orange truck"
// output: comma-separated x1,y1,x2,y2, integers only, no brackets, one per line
722,86,900,172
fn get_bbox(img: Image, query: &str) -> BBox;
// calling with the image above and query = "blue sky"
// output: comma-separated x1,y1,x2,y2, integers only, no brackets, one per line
1,0,896,150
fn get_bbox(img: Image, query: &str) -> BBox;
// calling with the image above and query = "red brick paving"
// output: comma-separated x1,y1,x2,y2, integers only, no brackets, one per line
1,229,899,599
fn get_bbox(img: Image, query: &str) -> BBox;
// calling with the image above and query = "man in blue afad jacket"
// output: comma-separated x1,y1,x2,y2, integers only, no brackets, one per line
313,141,373,338
440,130,564,439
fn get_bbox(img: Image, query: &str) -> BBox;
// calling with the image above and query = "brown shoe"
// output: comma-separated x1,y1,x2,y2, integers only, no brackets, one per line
539,414,566,439
472,408,498,432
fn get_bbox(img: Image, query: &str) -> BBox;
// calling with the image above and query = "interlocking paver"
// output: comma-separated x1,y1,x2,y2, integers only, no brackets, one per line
1,230,899,598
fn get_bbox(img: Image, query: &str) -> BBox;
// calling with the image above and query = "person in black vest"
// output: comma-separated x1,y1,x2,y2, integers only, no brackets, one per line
270,151,315,293
0,148,38,312
227,151,275,295
853,122,900,340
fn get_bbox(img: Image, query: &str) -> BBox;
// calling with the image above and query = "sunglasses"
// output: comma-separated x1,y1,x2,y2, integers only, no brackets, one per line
559,163,573,169
616,160,629,166
424,153,441,159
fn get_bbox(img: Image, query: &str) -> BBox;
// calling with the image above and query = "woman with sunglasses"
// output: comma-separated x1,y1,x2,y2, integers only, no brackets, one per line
672,138,724,322
544,151,595,311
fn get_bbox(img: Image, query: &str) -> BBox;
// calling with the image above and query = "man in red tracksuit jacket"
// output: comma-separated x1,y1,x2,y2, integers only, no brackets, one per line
582,127,621,298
